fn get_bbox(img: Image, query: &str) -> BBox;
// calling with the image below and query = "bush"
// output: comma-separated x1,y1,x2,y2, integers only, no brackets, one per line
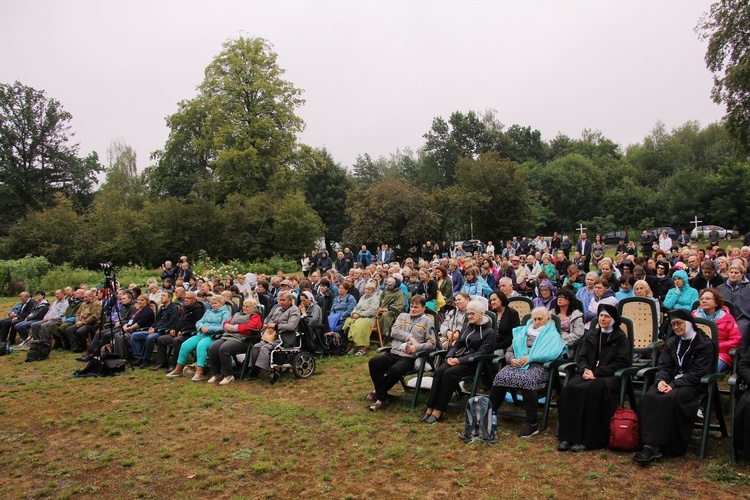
0,256,52,296
193,254,299,279
39,265,99,293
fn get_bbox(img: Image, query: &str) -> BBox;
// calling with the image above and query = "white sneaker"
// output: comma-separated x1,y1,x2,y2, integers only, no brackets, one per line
166,371,182,378
207,375,219,384
190,374,205,382
219,375,235,386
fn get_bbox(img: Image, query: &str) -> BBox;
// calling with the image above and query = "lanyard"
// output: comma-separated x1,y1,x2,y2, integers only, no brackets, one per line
676,336,695,373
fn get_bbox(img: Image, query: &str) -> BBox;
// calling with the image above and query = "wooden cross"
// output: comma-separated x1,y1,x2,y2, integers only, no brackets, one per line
691,216,702,231
577,223,587,235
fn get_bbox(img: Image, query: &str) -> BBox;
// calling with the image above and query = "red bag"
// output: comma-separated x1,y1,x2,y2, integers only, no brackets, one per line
609,406,640,451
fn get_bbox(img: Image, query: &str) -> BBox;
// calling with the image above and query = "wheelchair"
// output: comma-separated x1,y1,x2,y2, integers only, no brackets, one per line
268,317,317,381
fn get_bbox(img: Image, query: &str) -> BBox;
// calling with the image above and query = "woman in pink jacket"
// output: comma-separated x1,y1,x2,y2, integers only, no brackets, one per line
692,288,742,373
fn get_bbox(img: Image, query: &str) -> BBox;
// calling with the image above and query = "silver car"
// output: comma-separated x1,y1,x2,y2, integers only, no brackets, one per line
690,225,735,240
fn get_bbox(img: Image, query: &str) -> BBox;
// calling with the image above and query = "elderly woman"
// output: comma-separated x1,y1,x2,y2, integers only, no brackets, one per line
328,282,357,333
718,263,750,348
420,299,496,423
533,279,557,310
554,288,585,346
490,290,520,354
440,292,470,349
489,307,567,437
633,279,661,322
633,309,713,462
206,299,263,385
663,270,699,312
167,296,231,381
692,288,741,373
343,282,380,355
540,254,557,284
377,277,407,337
557,304,630,452
434,265,454,310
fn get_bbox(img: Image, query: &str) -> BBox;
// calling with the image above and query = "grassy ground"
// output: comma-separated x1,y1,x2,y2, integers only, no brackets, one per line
0,306,749,498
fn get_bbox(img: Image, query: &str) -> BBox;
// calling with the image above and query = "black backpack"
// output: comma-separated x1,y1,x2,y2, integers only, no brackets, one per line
323,331,346,356
74,354,130,377
104,330,133,361
25,340,51,362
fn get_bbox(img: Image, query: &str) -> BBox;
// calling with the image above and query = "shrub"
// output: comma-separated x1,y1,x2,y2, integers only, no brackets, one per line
39,265,99,293
0,256,52,296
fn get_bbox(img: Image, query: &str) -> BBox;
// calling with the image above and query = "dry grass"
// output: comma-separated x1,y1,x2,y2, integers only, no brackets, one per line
0,297,748,498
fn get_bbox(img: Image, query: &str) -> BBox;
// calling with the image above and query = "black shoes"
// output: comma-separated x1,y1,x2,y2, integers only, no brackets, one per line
633,445,662,463
76,355,92,362
557,441,571,451
571,444,588,452
150,363,165,371
518,423,539,438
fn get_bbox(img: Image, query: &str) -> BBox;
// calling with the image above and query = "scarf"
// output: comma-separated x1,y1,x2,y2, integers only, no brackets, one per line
230,311,252,325
511,321,567,370
696,308,725,322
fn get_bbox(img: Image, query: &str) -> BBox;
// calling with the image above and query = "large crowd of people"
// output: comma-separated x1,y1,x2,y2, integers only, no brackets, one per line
2,233,750,461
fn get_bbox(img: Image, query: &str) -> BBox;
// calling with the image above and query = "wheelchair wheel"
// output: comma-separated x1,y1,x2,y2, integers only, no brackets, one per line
292,351,315,379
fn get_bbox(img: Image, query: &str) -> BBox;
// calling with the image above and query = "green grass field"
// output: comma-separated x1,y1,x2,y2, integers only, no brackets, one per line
0,321,747,498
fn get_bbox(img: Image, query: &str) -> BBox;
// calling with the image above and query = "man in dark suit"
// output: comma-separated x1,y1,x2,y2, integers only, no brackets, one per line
576,233,592,272
377,244,391,264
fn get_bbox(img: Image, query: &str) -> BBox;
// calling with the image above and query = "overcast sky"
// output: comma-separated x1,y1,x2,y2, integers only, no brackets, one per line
1,0,724,172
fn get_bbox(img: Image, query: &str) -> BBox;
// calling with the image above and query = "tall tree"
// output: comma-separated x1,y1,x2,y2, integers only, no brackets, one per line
101,139,144,210
698,0,750,150
452,152,532,240
0,81,101,234
344,179,440,247
147,37,305,202
304,149,353,254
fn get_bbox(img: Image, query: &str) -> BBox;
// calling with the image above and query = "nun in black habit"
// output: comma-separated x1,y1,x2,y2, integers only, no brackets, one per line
633,308,713,462
557,303,630,452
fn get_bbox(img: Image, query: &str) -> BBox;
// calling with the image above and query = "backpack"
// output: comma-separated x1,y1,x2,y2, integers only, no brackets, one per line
0,341,11,356
106,330,133,361
74,354,129,377
460,396,497,444
323,331,346,356
25,340,51,362
609,406,640,451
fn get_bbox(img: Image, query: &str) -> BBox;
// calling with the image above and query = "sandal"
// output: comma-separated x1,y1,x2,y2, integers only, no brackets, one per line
365,390,377,402
355,349,366,356
369,400,385,412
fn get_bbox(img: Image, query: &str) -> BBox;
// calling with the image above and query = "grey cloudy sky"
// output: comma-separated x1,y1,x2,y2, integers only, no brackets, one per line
1,0,724,172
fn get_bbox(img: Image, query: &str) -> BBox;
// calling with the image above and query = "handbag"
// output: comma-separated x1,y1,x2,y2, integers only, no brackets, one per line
436,291,446,310
261,329,277,343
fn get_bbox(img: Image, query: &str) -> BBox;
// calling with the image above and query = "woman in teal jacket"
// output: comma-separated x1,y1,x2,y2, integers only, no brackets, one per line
662,270,699,311
167,296,231,381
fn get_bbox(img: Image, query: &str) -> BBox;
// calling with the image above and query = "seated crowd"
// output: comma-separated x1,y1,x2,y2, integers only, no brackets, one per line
3,236,750,460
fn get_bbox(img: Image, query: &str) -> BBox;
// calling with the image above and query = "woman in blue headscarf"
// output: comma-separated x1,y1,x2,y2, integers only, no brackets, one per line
488,307,567,438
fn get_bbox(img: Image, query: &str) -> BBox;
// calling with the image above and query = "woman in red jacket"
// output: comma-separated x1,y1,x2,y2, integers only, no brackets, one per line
206,299,263,385
692,288,741,373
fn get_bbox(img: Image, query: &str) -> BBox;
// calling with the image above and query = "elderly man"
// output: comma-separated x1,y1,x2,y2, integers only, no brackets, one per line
161,260,176,282
366,295,436,411
46,288,85,348
498,277,519,298
0,292,37,344
175,261,193,283
29,289,68,342
66,290,102,353
248,291,301,382
357,245,373,267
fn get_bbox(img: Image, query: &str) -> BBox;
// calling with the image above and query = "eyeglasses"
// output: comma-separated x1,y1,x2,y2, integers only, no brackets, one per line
670,320,686,327
466,312,478,316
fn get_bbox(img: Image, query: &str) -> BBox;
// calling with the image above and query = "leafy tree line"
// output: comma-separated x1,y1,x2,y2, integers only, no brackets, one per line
2,5,750,268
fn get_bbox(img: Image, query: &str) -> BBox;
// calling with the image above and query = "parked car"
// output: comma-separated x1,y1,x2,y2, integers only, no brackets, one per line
690,225,735,240
602,230,629,245
651,227,678,240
